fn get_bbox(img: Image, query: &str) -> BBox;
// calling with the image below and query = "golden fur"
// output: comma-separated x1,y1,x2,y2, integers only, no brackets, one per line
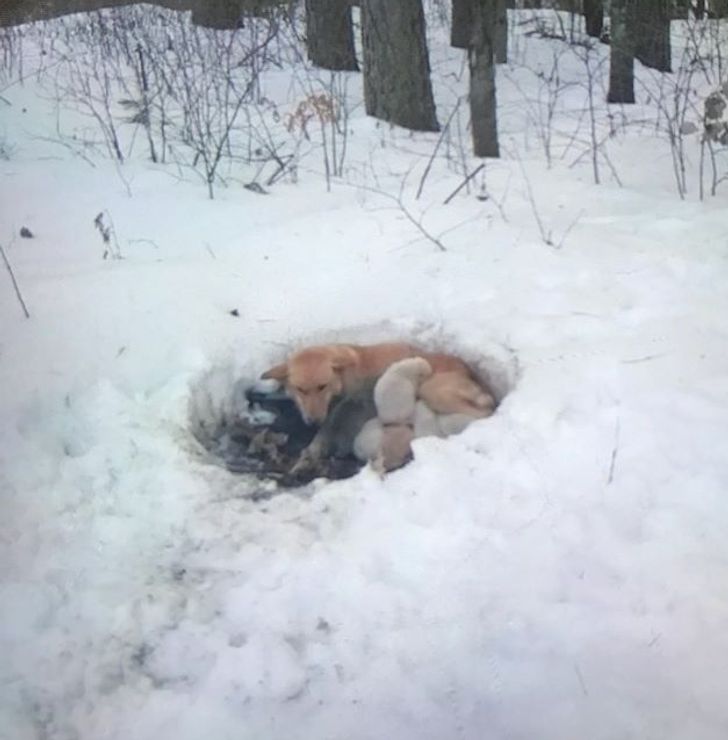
262,341,492,426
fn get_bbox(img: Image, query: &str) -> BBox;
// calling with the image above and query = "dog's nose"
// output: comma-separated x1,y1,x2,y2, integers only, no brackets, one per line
300,411,320,427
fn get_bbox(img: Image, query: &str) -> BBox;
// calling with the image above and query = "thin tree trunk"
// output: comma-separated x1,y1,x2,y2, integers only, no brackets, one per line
470,0,499,156
453,0,504,62
583,0,603,38
635,0,671,72
607,0,635,103
495,0,507,64
451,0,473,49
361,0,440,131
305,0,359,71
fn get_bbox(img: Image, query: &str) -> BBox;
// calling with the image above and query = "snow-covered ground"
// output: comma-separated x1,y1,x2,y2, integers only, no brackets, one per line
2,7,728,740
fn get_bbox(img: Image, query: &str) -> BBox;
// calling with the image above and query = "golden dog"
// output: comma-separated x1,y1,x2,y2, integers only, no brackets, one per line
261,341,475,425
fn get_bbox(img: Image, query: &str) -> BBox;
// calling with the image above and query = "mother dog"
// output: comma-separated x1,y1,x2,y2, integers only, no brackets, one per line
261,341,494,425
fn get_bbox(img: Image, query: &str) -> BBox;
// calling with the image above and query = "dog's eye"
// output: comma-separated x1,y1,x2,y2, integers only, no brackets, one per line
294,386,307,395
317,384,327,392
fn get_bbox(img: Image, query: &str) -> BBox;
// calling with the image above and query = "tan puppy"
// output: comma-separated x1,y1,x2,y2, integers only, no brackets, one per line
261,342,474,425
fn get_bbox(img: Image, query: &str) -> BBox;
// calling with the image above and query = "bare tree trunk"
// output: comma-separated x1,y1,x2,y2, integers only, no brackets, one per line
453,0,506,61
190,0,246,28
583,0,603,38
305,2,357,70
635,0,671,72
669,0,689,18
361,0,439,131
451,0,473,49
495,0,507,63
607,0,635,103
470,0,499,156
694,0,706,18
304,0,358,71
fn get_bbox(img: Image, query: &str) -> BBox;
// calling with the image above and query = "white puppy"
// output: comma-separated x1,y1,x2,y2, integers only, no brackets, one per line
353,417,383,462
353,358,431,471
374,357,433,424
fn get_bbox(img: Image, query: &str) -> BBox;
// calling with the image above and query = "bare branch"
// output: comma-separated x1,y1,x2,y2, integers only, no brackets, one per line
0,239,30,319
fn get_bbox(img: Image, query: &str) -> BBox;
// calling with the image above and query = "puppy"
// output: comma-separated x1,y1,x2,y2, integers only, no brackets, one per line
375,358,433,472
374,357,433,423
357,403,479,465
353,358,433,473
353,417,383,463
354,362,487,471
308,380,377,460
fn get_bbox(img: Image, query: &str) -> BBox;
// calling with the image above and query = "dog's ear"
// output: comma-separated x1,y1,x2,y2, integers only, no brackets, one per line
261,363,288,381
330,346,358,372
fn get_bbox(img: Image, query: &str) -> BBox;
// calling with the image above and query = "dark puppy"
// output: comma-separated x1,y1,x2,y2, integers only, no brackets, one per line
237,382,375,485
290,380,377,475
245,387,314,456
318,380,378,458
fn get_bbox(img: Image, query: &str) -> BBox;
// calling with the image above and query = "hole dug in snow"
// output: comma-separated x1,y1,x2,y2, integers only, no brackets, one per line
189,336,516,490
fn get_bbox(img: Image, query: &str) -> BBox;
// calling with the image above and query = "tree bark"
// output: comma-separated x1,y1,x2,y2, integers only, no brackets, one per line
451,0,473,49
607,0,635,103
635,0,671,72
190,0,245,28
453,0,506,61
361,0,439,131
305,0,358,71
469,0,499,156
495,0,507,63
583,0,603,38
1,0,285,28
712,0,728,17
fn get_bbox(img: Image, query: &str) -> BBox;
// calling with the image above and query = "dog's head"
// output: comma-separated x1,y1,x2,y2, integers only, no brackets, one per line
261,345,358,425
